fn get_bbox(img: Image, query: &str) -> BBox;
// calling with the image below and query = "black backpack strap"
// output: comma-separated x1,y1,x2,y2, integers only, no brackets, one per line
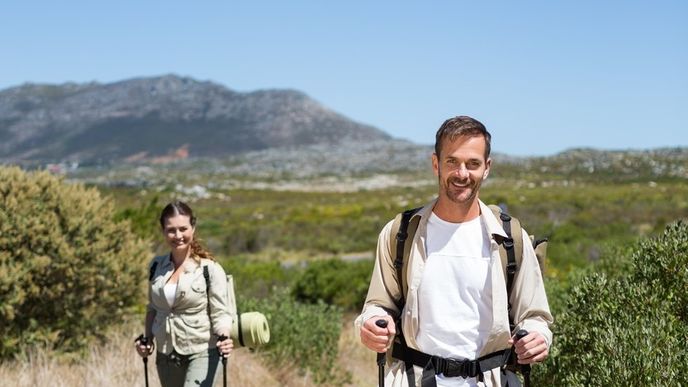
489,205,523,331
392,341,511,387
393,207,421,308
149,261,158,281
203,265,215,332
499,211,517,306
203,265,210,291
388,207,422,385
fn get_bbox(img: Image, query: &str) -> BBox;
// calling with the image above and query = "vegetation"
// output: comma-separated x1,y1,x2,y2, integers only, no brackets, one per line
240,289,348,385
0,167,149,359
535,221,688,385
5,153,688,384
292,258,374,311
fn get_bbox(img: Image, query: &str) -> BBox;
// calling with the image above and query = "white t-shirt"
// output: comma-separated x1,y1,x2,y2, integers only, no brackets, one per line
416,212,493,387
164,283,177,307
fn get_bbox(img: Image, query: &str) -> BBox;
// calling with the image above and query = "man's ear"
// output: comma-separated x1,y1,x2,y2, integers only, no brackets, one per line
432,153,439,176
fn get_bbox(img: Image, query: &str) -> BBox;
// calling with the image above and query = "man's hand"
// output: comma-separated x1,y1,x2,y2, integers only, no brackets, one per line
508,330,549,364
360,315,396,353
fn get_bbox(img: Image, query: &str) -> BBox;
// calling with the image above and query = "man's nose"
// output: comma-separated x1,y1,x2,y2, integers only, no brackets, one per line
455,164,469,178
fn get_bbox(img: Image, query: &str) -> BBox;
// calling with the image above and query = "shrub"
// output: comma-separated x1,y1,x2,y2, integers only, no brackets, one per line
0,167,150,359
222,255,296,299
291,258,374,311
241,289,349,385
535,221,688,385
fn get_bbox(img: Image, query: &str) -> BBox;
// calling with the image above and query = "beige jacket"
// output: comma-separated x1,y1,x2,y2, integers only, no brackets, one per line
355,200,553,387
147,255,233,355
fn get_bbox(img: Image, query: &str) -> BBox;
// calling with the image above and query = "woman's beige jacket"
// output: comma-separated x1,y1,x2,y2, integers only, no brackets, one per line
147,255,233,355
355,200,553,387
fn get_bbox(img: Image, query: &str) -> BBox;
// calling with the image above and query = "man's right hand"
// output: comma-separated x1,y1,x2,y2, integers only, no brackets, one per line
360,315,396,353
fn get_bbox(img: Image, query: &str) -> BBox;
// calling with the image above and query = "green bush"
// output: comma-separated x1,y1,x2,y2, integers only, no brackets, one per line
291,258,374,311
222,256,296,299
0,167,150,359
536,221,688,385
241,288,349,385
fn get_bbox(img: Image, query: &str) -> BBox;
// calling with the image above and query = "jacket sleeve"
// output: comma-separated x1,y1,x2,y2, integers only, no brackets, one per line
207,262,233,336
510,228,554,347
354,219,402,331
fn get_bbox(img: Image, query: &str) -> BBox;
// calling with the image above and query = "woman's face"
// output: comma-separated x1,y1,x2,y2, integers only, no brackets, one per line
162,214,195,253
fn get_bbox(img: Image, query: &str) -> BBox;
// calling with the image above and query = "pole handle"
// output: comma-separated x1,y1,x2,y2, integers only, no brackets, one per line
375,319,389,387
375,319,389,365
515,329,528,341
217,335,229,365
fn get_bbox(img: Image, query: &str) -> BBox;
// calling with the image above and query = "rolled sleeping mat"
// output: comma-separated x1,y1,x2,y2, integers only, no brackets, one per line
230,311,270,349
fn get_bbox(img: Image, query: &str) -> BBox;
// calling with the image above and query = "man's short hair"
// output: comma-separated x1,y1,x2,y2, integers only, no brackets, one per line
435,116,492,159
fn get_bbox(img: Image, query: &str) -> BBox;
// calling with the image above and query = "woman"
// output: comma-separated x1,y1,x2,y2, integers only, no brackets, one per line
135,201,234,387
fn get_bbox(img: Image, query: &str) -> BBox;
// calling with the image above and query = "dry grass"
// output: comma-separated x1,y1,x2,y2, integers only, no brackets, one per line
0,315,377,387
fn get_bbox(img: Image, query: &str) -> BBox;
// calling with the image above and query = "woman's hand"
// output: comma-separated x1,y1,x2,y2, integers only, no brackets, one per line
134,334,155,358
216,335,234,358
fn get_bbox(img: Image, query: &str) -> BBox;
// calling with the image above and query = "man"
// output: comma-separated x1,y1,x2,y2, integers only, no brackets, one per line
356,116,553,387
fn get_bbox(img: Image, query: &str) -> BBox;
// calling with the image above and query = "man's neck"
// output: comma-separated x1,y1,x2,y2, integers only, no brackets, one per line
432,197,481,223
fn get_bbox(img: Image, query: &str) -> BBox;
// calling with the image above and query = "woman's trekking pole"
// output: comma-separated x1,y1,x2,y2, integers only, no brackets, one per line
218,335,229,387
139,336,150,387
375,319,388,387
514,329,531,387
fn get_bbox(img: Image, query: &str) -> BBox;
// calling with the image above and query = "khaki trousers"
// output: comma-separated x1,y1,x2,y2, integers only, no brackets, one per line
155,349,220,387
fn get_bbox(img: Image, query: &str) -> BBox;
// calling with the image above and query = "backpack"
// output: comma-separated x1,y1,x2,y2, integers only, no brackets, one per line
389,204,547,330
387,204,546,386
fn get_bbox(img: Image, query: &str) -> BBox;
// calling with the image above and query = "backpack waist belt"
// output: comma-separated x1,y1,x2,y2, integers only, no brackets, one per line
392,341,509,381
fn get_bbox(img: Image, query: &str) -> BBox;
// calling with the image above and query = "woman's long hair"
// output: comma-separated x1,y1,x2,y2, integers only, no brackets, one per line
159,200,214,261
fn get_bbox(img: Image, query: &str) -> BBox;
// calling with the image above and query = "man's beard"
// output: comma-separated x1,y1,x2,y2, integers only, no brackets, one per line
442,175,481,204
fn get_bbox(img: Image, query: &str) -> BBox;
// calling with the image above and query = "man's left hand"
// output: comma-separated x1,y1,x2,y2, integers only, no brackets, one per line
508,331,548,364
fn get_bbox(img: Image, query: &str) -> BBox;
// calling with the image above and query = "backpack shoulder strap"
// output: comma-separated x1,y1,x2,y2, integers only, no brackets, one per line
488,205,523,331
148,256,162,281
389,207,422,313
203,264,210,291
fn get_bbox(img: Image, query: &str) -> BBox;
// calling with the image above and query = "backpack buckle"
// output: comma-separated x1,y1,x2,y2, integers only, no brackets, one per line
439,357,469,378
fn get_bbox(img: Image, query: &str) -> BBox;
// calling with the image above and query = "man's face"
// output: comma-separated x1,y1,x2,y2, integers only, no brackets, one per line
432,135,491,205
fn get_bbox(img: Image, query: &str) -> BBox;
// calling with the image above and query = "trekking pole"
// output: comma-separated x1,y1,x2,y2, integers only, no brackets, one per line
218,335,229,387
375,319,388,387
514,330,531,387
138,336,150,387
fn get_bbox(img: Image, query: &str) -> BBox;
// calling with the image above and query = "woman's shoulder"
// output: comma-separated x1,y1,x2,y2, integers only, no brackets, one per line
198,258,226,276
149,254,168,267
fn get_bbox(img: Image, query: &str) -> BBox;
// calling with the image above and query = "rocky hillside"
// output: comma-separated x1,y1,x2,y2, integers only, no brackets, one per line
0,75,391,163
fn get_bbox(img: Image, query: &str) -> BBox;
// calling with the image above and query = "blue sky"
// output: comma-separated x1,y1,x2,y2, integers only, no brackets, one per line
2,1,686,156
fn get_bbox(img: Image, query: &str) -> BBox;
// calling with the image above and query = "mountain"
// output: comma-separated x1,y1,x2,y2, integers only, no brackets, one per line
0,75,392,163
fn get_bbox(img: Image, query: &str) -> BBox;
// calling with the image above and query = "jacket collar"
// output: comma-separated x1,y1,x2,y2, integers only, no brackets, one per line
160,253,201,273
